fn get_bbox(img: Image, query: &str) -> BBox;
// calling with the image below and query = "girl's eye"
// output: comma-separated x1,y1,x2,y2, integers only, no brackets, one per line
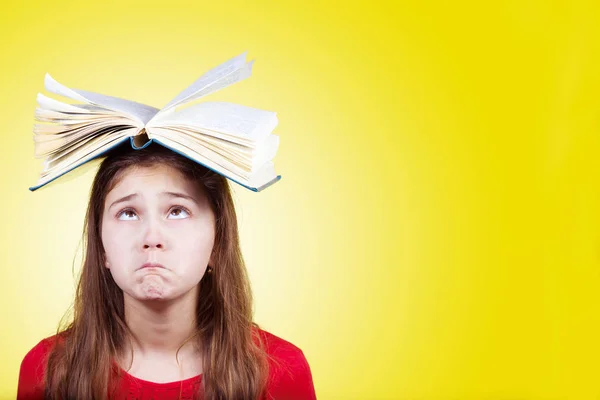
168,207,190,219
117,209,139,221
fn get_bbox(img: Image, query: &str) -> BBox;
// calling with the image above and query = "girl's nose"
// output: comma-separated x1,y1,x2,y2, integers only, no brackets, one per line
142,218,166,250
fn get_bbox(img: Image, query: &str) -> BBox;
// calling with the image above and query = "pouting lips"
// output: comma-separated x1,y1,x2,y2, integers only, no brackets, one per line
139,262,166,270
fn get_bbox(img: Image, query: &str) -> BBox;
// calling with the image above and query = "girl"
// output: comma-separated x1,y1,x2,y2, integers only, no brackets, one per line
17,144,316,399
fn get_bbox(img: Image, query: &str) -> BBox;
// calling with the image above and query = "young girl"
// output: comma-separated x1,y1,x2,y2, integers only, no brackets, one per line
17,145,316,399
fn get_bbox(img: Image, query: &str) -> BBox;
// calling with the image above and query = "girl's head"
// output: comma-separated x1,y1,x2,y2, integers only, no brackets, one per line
46,144,267,399
100,150,216,303
87,144,245,313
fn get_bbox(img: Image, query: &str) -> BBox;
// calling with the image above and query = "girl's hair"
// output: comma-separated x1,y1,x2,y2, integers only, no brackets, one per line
44,144,269,399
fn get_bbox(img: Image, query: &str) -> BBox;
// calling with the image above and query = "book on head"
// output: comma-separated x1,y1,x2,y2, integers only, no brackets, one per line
31,51,281,192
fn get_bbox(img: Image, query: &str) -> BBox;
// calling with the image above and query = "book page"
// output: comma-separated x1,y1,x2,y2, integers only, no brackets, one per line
150,126,280,170
37,93,98,114
153,136,279,192
34,124,133,157
151,132,251,177
35,108,122,122
156,52,253,113
34,117,134,135
41,129,137,175
148,101,278,143
34,135,133,189
246,161,278,190
150,126,252,162
44,74,160,124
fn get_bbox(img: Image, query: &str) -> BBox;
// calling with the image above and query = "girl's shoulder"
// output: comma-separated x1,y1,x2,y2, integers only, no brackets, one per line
253,327,317,400
18,333,63,399
254,327,305,357
20,333,61,374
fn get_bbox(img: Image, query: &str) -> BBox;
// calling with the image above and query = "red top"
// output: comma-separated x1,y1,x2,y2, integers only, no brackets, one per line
17,329,316,400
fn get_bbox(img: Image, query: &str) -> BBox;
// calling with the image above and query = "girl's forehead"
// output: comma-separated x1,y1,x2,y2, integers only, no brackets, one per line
107,164,203,200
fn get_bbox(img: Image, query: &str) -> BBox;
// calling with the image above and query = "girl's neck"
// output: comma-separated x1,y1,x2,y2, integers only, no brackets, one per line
122,287,199,358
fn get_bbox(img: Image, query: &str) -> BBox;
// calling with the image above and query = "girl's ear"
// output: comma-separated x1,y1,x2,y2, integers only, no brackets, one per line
209,249,216,268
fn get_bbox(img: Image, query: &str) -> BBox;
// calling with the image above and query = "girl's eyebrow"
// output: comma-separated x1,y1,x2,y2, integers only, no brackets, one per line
161,191,199,205
108,191,199,210
109,193,138,210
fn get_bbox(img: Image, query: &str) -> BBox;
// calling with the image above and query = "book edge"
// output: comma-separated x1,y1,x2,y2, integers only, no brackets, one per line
29,137,281,193
150,138,281,192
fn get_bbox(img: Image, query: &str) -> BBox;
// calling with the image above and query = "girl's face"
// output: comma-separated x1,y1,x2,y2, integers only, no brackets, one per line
101,164,216,302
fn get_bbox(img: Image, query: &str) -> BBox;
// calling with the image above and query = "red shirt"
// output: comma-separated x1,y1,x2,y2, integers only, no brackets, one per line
17,329,316,400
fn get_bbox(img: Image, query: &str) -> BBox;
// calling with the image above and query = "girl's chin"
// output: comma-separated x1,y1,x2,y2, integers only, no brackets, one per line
136,277,170,300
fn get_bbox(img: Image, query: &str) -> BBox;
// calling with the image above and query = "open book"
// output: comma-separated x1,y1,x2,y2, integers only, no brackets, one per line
31,52,281,192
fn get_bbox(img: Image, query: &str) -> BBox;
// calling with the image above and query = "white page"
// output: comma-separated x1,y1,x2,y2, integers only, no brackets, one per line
35,108,120,122
37,93,95,114
37,114,130,125
157,52,253,113
149,102,278,142
246,161,277,189
44,74,159,125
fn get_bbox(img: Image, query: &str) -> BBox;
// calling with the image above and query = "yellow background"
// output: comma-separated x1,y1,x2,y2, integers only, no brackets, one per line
1,1,600,399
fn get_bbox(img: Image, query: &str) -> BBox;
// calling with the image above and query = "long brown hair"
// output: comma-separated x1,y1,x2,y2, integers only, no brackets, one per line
44,144,269,399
